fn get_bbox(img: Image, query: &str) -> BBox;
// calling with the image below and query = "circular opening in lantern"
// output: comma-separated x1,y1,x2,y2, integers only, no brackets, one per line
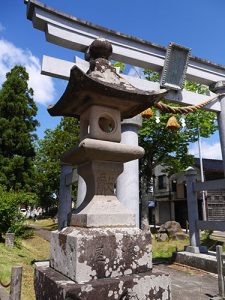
98,115,115,133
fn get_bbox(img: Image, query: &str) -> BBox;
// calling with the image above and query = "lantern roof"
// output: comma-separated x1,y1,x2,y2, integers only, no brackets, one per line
48,38,167,119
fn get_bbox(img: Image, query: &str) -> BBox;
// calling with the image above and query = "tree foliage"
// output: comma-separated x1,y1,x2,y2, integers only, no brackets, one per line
35,117,80,207
139,108,217,181
140,71,217,181
0,66,38,191
113,61,126,73
139,70,217,228
0,186,28,238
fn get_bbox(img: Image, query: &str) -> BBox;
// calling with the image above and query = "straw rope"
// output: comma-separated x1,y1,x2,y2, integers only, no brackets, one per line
154,93,225,114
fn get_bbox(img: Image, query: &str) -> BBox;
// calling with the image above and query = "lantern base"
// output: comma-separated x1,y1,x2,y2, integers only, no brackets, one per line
34,261,171,300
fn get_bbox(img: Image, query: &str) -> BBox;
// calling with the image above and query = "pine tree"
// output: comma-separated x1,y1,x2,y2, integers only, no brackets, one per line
0,66,38,191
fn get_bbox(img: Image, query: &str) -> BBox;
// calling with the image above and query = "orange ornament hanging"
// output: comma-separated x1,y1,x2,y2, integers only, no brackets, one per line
140,107,153,119
166,116,180,130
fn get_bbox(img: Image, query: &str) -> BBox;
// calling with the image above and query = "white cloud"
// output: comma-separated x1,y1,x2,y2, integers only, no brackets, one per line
0,39,55,105
189,141,222,160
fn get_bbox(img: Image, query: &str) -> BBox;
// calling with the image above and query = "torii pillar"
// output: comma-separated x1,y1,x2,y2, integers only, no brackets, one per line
210,81,225,175
117,115,142,227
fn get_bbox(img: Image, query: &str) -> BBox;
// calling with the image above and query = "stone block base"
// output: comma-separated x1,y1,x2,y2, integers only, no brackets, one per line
173,251,217,274
35,261,171,300
50,227,152,283
185,245,208,254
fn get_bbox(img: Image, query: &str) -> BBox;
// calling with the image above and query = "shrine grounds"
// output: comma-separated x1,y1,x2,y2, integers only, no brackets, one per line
0,219,220,299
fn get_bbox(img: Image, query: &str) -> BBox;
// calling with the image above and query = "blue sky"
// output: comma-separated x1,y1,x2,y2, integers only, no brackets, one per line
1,0,225,159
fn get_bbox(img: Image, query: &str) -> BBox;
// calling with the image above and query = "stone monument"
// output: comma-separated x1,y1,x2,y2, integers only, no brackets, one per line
34,38,171,299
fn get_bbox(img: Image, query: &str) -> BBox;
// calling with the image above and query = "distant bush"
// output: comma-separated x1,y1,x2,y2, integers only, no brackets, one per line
0,186,37,238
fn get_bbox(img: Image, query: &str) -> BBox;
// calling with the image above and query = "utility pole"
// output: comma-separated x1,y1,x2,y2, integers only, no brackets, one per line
197,126,207,221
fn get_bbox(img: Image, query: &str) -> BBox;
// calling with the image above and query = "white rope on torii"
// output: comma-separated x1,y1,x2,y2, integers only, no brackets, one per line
141,92,225,118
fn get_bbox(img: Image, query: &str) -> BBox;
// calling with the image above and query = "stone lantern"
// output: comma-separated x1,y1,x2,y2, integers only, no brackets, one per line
35,38,171,299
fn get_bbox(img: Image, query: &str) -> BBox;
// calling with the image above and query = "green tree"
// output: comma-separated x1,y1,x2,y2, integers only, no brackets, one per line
0,186,27,239
35,117,80,208
113,61,126,73
140,70,217,229
139,109,217,180
0,66,38,191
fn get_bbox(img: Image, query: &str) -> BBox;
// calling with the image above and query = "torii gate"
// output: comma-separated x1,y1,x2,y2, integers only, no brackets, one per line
25,0,225,228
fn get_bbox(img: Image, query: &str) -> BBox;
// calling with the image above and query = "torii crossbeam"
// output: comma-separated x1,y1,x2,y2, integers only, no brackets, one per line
25,0,225,172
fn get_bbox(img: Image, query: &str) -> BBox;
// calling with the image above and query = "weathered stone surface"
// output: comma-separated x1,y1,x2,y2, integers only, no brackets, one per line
69,160,136,228
157,233,169,242
175,232,188,241
47,41,167,120
158,221,186,240
50,227,152,283
5,233,15,248
173,251,217,274
61,138,145,165
35,261,171,300
80,105,121,142
70,196,136,228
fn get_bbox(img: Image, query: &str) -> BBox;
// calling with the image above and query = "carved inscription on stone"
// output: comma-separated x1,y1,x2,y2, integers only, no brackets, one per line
97,173,115,195
94,245,105,263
